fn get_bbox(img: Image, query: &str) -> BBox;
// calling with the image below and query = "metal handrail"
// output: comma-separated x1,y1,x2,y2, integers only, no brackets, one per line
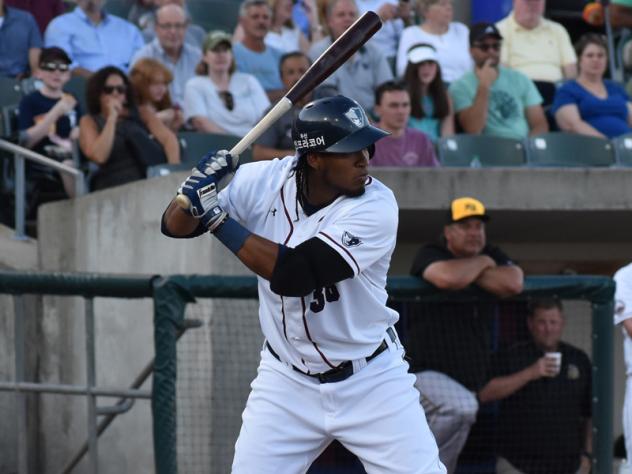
0,138,86,240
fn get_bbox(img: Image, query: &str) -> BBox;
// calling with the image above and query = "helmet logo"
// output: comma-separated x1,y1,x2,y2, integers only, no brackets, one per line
294,132,326,151
344,107,365,128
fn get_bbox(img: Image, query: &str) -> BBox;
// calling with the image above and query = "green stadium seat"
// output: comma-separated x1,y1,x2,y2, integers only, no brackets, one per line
64,76,88,115
612,133,632,166
186,0,241,33
105,0,133,18
525,132,614,167
437,135,526,167
178,131,252,165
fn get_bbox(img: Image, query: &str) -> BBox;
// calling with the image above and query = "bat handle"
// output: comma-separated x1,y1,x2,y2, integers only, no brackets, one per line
175,98,294,212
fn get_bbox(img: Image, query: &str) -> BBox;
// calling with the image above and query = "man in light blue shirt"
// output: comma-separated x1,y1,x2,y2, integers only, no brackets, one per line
130,3,201,105
233,0,284,101
44,0,144,77
449,22,548,139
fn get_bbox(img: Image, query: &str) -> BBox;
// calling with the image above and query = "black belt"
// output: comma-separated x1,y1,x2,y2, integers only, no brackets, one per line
266,327,397,384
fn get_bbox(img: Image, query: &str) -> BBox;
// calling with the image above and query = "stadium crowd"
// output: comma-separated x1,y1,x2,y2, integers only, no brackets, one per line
0,0,629,472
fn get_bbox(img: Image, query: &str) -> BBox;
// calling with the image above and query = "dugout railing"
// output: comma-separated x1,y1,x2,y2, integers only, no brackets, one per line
0,272,614,473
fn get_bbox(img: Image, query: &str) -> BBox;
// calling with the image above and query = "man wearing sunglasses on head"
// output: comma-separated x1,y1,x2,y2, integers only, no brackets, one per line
448,22,548,140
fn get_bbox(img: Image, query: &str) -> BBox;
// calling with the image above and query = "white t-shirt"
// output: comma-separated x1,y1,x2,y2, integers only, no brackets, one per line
615,263,632,376
218,156,400,373
183,72,270,137
396,22,472,82
265,26,301,53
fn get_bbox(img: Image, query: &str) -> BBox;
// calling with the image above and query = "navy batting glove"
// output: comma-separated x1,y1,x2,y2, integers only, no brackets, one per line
195,149,238,186
178,171,228,231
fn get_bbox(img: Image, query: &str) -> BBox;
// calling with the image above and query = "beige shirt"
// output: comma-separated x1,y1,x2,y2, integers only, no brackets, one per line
496,12,576,82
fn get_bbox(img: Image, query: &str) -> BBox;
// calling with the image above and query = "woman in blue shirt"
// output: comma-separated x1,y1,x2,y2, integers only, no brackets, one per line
402,43,454,143
552,33,632,138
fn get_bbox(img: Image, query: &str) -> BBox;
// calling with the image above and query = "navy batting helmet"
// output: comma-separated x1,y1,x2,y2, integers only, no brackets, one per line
292,95,389,158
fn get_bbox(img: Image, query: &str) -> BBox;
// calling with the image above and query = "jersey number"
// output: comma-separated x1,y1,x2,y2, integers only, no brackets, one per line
310,285,340,313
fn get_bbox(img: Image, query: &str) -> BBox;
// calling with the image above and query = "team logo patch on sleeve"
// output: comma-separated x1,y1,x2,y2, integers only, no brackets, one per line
342,231,362,247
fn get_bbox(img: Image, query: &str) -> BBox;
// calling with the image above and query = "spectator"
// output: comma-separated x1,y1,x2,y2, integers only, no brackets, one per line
371,80,438,167
79,66,180,191
449,22,548,139
233,0,285,100
552,33,632,139
614,263,632,474
184,30,270,137
308,0,393,113
130,58,184,132
357,0,412,67
0,0,42,78
265,0,311,53
479,298,592,474
403,43,453,142
139,0,205,48
252,51,311,161
396,0,471,82
44,0,144,77
18,47,81,213
496,0,577,105
130,3,202,106
6,0,65,35
408,196,524,473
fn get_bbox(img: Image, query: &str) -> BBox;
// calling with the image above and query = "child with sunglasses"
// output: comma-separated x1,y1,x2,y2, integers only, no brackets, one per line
18,47,83,218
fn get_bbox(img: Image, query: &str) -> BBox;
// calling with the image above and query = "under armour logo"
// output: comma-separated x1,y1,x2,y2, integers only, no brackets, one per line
342,231,362,247
270,208,277,216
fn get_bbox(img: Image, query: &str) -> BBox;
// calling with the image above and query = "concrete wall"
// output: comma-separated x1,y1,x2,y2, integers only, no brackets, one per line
0,166,629,471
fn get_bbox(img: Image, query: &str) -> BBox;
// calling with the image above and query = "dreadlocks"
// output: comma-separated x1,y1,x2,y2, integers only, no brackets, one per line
295,154,310,207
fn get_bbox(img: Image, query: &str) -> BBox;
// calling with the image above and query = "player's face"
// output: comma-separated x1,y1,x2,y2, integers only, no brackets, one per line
310,149,370,200
527,307,564,351
444,217,486,257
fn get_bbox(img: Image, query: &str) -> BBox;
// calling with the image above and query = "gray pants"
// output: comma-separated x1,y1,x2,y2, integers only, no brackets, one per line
414,371,479,474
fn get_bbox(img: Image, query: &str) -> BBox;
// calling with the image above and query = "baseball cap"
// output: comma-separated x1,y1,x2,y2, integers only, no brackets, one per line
39,47,72,65
203,30,232,51
448,197,490,223
407,44,438,65
469,22,503,46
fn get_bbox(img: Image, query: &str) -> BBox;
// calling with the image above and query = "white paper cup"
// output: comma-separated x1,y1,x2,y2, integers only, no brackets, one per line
545,352,562,376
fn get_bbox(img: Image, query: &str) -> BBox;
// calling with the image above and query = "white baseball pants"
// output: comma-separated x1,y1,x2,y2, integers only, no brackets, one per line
232,340,446,474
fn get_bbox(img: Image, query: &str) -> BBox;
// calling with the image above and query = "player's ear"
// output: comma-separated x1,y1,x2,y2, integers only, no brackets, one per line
306,152,322,171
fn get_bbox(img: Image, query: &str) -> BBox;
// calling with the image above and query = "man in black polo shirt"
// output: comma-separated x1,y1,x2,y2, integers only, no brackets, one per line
408,196,524,473
479,298,592,474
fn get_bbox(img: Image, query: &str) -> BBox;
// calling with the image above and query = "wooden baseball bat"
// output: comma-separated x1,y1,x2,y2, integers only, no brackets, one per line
175,11,382,210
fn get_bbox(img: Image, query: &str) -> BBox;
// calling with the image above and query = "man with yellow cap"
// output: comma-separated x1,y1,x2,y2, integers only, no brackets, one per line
407,196,524,473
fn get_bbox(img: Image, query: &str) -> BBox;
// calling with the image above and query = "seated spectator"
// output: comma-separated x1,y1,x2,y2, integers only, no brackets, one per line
233,0,285,101
479,298,592,474
184,31,270,137
252,51,312,161
130,3,202,106
396,0,471,82
403,43,453,142
0,0,42,78
409,196,524,473
308,0,393,113
44,0,144,77
552,33,632,139
371,81,438,167
18,47,81,214
139,0,205,48
6,0,64,35
130,58,184,132
496,0,577,106
357,0,412,67
266,0,311,53
79,66,180,191
449,22,548,139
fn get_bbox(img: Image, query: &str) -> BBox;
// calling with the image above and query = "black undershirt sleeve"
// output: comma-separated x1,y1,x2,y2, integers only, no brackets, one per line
270,237,354,297
160,208,207,239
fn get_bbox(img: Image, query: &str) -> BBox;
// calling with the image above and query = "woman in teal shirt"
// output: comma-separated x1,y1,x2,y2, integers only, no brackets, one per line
403,43,454,142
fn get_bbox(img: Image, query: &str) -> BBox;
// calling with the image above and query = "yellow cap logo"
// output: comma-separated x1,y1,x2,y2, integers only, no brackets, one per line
451,197,488,222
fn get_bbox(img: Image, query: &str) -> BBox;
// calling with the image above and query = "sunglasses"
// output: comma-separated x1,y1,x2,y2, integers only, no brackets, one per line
40,62,70,72
474,42,502,52
219,91,234,111
103,85,127,95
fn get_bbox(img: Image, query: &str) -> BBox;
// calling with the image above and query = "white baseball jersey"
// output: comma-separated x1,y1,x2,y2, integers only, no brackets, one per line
615,263,632,376
219,155,399,373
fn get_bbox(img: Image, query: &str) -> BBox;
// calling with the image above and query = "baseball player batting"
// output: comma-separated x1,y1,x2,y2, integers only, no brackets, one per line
615,263,632,474
161,95,445,473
